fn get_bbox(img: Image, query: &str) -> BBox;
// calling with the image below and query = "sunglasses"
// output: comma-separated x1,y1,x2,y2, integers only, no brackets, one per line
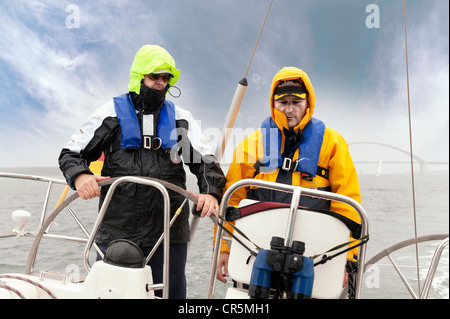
146,73,172,82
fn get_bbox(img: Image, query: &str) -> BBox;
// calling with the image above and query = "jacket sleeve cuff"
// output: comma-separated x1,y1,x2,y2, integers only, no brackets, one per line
64,166,92,190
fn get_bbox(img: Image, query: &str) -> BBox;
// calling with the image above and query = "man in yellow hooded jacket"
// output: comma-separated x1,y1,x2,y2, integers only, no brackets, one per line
216,67,361,284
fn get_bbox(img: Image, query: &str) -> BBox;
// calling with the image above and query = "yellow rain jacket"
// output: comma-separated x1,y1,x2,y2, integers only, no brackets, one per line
220,67,361,259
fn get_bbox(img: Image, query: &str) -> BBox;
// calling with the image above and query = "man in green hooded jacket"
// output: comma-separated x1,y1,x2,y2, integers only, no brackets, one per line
59,45,226,298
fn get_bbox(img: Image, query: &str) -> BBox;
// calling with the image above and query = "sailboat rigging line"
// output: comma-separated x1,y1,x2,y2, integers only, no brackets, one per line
244,0,274,78
403,0,421,294
189,0,274,249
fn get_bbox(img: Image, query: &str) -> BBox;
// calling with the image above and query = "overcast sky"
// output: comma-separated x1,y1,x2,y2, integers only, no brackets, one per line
0,0,448,174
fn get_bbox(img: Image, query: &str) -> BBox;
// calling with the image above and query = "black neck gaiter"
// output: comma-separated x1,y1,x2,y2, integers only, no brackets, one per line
138,84,169,113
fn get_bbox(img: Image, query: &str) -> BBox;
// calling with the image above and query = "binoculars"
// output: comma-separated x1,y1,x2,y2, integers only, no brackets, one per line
248,236,314,299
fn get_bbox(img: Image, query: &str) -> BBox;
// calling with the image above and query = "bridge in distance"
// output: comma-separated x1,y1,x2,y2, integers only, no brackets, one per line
349,142,448,173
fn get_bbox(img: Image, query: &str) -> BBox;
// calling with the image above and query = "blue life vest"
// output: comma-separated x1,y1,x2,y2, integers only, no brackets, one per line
113,93,178,150
260,117,325,177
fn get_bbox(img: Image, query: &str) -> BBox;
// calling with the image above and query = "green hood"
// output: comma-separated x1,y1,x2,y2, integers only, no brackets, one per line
128,45,181,94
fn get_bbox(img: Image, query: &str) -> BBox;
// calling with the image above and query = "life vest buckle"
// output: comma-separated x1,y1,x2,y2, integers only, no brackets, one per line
282,158,292,171
143,136,162,150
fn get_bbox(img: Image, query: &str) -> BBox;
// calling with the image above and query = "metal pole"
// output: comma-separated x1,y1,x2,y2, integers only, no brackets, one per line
214,78,248,160
284,187,302,247
188,79,248,250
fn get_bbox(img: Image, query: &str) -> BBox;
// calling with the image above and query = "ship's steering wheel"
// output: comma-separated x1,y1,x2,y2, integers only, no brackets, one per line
24,176,200,275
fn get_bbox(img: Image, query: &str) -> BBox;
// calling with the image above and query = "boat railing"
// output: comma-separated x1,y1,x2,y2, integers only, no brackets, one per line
0,172,79,241
207,178,370,299
0,173,172,299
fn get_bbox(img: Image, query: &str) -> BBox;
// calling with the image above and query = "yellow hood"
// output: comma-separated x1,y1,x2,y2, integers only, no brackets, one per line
270,67,316,132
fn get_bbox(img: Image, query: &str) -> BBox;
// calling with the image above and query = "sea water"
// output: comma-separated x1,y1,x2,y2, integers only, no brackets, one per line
0,167,448,299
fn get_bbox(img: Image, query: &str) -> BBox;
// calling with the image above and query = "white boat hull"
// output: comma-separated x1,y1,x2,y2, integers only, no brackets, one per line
0,261,155,299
